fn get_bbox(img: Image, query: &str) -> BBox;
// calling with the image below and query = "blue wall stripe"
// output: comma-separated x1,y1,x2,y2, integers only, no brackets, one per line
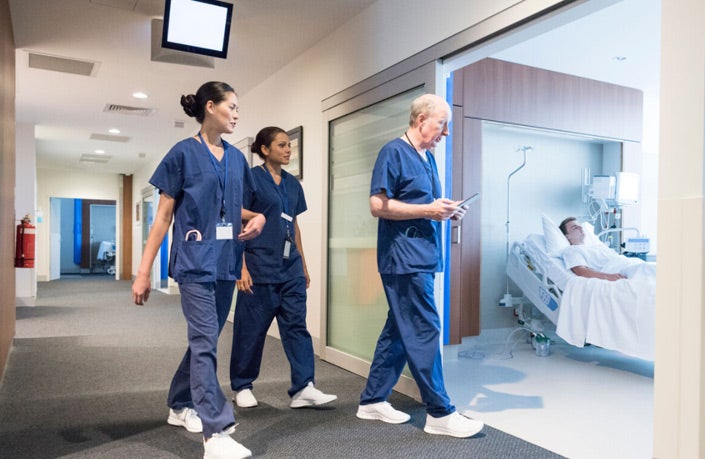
73,199,82,265
442,76,454,345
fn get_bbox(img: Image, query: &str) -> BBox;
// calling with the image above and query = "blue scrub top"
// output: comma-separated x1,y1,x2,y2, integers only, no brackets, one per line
149,137,254,283
370,137,443,274
242,165,307,283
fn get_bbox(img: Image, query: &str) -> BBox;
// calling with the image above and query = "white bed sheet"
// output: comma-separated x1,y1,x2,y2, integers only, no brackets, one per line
518,233,655,361
557,262,655,361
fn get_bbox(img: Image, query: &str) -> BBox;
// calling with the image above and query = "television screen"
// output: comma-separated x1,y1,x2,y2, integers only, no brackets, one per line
162,0,233,59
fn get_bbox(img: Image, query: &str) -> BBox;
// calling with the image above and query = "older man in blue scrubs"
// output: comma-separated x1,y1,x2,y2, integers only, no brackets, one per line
356,93,484,438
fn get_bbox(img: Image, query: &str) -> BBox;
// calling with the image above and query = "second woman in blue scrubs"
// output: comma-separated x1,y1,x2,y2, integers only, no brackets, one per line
229,126,337,409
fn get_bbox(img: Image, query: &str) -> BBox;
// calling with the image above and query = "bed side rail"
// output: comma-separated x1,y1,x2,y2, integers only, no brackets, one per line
506,241,561,325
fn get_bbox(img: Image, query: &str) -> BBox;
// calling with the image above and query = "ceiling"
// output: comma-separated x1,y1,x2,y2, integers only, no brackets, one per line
8,0,660,176
9,0,377,174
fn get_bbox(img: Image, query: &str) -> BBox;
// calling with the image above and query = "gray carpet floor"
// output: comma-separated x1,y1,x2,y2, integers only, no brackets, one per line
0,277,565,458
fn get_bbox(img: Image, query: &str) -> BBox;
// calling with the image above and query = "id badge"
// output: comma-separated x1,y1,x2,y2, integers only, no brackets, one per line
283,239,292,259
216,222,233,240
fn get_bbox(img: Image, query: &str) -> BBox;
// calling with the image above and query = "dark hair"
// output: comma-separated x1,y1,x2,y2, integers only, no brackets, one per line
559,217,577,235
251,126,287,160
180,81,236,124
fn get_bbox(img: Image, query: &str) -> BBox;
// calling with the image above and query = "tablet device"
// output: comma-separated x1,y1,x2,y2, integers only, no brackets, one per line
456,192,480,208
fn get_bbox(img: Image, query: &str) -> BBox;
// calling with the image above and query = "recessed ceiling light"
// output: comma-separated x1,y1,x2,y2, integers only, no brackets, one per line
132,91,148,99
109,128,121,134
95,149,105,154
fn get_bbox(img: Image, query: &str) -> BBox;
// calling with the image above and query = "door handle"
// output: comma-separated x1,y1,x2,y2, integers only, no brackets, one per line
451,225,461,244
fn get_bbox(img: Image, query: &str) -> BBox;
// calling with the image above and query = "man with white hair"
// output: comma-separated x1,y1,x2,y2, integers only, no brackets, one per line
356,93,484,439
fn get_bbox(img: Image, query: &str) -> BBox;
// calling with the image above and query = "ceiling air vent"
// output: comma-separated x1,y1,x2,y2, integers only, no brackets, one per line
90,133,131,142
80,154,112,164
89,0,138,10
103,104,156,116
28,52,97,76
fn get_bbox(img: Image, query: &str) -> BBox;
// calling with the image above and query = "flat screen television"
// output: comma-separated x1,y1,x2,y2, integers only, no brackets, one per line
162,0,233,59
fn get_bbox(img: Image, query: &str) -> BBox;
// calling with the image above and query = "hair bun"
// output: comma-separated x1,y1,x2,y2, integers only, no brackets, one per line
180,94,198,118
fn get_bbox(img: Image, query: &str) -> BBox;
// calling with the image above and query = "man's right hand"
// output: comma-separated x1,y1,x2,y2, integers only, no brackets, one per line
427,198,461,221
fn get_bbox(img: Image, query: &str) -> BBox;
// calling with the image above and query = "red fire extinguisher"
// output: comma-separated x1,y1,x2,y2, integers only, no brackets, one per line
15,215,35,268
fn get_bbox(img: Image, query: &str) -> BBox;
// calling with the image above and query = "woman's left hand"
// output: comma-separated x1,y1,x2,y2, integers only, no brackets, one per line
239,213,266,241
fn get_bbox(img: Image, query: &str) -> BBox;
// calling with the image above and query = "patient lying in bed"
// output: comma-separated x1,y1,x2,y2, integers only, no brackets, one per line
559,217,644,281
554,217,655,360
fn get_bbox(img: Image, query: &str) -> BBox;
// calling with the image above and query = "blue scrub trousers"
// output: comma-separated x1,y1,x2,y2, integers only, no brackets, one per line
167,281,236,438
360,272,455,417
230,277,315,397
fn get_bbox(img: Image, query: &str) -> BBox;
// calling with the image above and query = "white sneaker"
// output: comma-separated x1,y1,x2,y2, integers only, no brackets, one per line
167,407,203,433
356,402,410,424
423,411,484,438
289,382,338,408
203,431,252,459
234,389,258,408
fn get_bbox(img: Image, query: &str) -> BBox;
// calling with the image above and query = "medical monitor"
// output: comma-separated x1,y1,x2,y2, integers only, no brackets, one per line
615,172,640,206
591,175,615,200
162,0,233,59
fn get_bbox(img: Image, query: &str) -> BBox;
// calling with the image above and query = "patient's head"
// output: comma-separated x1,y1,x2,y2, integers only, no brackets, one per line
559,217,584,245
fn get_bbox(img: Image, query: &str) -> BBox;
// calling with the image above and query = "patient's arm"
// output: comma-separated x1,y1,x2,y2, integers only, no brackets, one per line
571,265,626,281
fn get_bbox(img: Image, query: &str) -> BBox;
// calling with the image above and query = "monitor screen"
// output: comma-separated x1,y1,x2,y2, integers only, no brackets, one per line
616,172,640,205
162,0,233,59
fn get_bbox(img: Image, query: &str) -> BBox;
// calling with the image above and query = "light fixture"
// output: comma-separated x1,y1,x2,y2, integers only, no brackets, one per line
95,149,105,155
132,91,148,99
109,128,121,134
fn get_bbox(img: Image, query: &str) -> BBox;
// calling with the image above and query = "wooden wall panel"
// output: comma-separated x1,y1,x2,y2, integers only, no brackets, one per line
121,175,132,280
0,0,16,381
463,58,643,141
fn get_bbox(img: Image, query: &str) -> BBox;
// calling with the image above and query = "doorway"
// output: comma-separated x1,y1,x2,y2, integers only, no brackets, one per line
49,197,117,278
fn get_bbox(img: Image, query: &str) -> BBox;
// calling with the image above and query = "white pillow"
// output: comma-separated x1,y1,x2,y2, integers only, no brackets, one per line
542,214,569,257
579,221,603,246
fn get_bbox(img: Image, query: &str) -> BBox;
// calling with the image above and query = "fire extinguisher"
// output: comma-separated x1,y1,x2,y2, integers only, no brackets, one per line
15,215,35,268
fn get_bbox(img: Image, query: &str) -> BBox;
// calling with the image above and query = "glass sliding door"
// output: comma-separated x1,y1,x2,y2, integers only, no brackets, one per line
327,86,425,361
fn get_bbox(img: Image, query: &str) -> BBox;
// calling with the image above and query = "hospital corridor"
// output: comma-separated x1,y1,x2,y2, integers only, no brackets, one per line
4,276,652,459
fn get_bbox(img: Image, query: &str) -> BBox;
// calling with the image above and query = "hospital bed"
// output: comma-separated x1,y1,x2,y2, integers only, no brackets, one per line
506,232,655,361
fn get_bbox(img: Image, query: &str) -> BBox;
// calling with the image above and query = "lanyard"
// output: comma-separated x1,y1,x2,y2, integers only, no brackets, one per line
403,138,440,200
198,132,228,221
261,164,293,236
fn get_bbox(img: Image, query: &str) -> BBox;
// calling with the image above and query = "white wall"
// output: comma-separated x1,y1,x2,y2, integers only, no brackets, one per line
15,122,35,222
35,168,120,281
15,122,37,300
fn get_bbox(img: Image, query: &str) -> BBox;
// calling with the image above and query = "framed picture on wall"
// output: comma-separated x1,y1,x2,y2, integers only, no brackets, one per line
284,126,303,180
234,136,257,166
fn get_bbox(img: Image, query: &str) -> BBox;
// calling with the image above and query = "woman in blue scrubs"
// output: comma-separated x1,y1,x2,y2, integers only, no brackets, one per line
229,126,337,409
132,81,264,459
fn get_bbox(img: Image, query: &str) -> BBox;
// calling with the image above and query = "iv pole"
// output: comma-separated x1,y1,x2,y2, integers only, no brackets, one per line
500,145,532,306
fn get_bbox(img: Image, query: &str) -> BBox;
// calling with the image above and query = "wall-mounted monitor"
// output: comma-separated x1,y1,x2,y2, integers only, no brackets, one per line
615,172,640,206
162,0,233,59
